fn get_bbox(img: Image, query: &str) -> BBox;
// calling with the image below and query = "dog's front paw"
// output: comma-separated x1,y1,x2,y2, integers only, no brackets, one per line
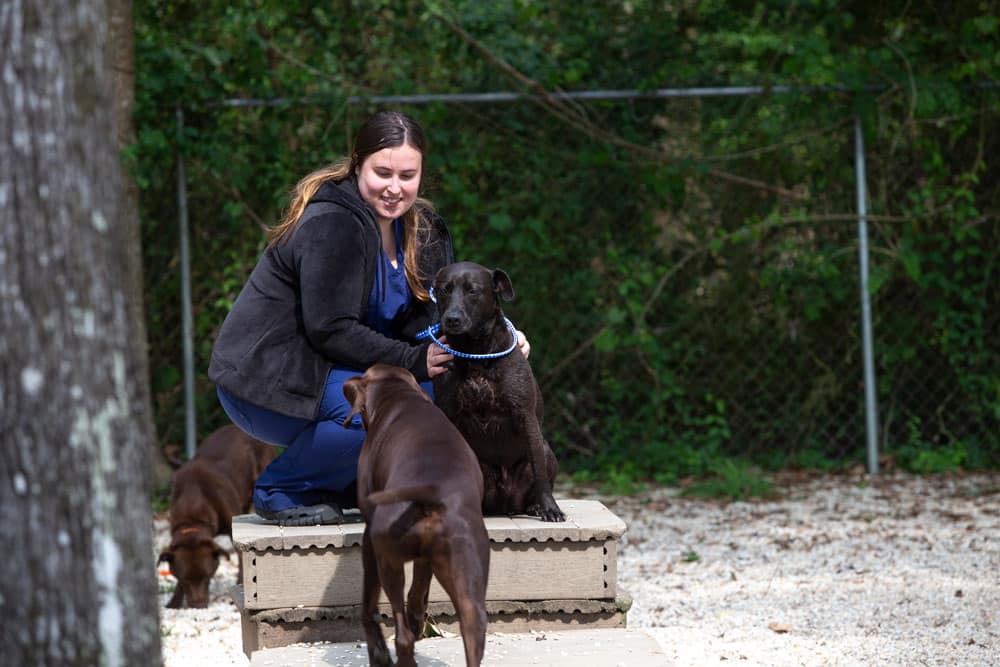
529,499,567,522
541,506,567,522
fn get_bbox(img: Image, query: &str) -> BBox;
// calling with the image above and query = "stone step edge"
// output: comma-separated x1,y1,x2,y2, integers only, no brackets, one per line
232,585,632,623
232,499,626,552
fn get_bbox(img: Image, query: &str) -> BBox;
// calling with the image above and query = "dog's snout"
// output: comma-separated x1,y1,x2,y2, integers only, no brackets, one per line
443,313,463,330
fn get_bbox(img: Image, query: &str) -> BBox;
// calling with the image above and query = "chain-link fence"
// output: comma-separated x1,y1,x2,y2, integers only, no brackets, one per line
157,90,1000,475
538,215,999,475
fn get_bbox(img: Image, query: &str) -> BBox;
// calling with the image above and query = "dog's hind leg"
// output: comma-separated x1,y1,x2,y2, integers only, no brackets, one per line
522,421,565,522
479,462,504,515
379,559,418,667
406,557,433,637
361,531,392,667
455,594,488,667
433,538,489,666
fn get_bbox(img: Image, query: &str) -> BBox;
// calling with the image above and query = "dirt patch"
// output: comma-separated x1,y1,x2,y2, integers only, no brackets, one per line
157,471,1000,666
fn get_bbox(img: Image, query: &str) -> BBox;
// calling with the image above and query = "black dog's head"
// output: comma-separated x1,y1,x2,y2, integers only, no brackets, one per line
432,261,514,337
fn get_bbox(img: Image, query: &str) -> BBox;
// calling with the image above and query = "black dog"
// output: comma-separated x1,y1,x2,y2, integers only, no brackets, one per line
431,261,565,522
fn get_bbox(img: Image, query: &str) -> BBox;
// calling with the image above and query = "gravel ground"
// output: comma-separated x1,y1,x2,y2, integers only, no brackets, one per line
157,471,1000,666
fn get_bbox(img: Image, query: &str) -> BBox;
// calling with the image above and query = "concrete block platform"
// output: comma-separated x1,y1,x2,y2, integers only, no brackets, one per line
234,584,632,654
248,628,671,666
233,499,636,658
233,500,627,610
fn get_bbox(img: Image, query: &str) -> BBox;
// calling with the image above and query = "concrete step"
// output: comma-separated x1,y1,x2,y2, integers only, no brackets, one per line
232,499,627,610
233,499,634,657
233,584,632,654
247,628,671,666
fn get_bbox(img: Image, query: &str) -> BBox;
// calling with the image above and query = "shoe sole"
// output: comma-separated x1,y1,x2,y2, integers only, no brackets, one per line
256,503,345,526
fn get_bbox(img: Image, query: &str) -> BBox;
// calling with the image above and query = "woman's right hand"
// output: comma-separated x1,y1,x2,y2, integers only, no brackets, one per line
427,338,453,378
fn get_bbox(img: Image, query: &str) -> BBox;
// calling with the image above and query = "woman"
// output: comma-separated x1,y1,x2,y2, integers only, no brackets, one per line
209,111,525,526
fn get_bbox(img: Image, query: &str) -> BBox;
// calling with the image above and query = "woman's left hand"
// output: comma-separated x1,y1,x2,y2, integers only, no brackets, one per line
516,330,530,359
427,337,454,377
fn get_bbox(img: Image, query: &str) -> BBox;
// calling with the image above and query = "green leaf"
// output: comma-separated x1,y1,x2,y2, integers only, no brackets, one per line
594,328,619,353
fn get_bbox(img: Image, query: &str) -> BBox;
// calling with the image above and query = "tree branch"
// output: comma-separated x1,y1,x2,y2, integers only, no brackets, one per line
430,8,810,201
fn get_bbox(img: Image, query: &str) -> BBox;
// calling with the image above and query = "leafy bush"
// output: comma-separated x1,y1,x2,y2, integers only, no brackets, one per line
134,2,1000,477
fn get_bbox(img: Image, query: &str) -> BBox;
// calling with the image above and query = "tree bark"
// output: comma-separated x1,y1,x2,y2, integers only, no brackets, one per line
0,1,162,665
108,0,173,490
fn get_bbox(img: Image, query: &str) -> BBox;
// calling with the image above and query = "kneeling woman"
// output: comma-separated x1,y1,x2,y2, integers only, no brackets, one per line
210,111,529,526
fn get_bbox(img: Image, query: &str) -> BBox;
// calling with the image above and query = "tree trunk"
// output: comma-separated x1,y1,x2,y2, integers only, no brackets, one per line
108,0,173,490
0,1,162,665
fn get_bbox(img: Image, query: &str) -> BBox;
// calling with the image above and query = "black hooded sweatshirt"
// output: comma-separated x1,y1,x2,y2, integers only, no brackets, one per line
208,176,453,420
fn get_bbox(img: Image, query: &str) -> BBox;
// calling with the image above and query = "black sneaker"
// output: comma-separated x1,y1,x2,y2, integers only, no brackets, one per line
254,503,344,526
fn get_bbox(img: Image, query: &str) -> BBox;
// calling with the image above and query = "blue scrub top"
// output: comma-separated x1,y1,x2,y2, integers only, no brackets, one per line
366,218,410,335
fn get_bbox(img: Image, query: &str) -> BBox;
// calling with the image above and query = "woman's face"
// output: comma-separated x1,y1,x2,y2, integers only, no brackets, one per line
356,144,422,225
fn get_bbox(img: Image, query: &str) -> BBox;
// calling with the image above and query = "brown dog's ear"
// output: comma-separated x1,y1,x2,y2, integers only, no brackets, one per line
492,268,515,301
342,375,365,428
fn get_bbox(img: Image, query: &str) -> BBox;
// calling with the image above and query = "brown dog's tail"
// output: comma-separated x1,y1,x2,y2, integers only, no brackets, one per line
366,485,444,510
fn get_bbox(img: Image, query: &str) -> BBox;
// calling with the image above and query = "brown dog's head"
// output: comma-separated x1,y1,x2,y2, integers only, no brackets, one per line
344,364,426,430
432,262,514,338
158,528,229,608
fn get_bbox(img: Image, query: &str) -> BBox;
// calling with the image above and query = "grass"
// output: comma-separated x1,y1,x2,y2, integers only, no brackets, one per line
680,459,777,501
566,455,779,501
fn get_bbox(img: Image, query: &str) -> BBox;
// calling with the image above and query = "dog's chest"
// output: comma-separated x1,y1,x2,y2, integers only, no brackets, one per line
445,366,522,438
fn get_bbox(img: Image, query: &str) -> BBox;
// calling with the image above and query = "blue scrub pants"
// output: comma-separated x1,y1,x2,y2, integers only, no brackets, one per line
217,367,432,513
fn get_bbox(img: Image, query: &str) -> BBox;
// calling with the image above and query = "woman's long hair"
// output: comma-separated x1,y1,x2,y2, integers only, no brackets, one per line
267,111,435,302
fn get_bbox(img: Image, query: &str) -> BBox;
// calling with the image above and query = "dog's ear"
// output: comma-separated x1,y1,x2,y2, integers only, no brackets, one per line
342,375,366,428
432,266,449,294
492,268,515,301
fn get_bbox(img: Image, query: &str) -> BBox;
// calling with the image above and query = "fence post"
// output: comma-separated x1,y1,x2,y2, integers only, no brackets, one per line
854,115,879,476
176,106,196,460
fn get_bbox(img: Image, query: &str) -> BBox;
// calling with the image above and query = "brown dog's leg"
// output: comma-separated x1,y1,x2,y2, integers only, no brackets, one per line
361,531,392,667
455,595,488,667
406,558,433,637
379,559,417,667
433,545,488,667
164,585,184,609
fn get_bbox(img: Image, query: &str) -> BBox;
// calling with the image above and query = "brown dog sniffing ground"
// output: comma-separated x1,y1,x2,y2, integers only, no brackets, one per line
158,424,276,608
344,364,489,667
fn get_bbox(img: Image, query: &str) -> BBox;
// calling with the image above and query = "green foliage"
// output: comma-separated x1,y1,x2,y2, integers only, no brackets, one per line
151,482,172,515
681,459,777,502
134,1,1000,475
599,462,647,497
896,416,969,474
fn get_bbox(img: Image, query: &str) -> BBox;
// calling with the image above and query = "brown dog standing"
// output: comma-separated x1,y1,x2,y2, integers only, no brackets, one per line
344,364,489,667
431,261,565,522
158,424,276,608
